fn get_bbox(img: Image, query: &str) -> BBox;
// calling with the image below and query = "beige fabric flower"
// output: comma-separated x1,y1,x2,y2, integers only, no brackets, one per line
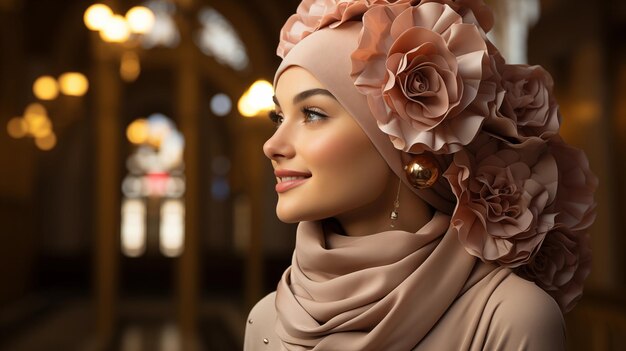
514,136,597,312
351,2,491,154
548,136,598,231
517,226,591,313
416,0,495,32
277,0,409,58
443,136,559,266
484,63,562,144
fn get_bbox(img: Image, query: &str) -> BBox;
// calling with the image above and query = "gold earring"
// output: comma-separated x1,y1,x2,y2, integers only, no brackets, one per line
403,154,439,189
389,179,401,228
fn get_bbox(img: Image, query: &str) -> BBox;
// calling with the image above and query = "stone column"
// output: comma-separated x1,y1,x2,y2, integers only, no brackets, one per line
175,6,201,350
92,33,121,349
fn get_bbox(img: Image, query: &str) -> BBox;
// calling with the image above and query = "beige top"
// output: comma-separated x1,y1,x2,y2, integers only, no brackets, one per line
244,272,565,350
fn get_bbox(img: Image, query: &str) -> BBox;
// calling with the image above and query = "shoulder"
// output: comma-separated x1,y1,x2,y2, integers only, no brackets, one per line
484,272,566,350
244,292,280,350
247,291,277,323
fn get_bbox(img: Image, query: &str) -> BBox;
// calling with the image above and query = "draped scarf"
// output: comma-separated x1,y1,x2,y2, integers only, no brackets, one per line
275,212,512,350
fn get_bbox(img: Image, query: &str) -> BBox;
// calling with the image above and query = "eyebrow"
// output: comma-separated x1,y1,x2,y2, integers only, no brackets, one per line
272,88,337,106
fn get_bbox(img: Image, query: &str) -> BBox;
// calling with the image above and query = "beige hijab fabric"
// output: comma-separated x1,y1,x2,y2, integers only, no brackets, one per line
275,212,509,350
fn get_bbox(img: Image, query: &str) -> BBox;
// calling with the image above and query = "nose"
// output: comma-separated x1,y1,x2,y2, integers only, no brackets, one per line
263,124,295,161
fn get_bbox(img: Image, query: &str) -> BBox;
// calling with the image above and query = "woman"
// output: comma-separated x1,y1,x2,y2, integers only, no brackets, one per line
245,0,598,350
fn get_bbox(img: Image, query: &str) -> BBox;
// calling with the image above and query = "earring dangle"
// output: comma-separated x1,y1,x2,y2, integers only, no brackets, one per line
403,153,440,190
389,179,402,229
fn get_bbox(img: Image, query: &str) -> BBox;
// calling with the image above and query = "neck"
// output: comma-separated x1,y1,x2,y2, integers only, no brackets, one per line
334,179,434,237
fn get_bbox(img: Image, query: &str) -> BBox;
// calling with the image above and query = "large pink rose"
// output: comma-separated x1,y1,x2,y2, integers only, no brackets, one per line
443,136,559,266
415,0,495,32
484,64,562,144
351,2,492,154
517,225,591,313
548,136,598,231
277,0,410,58
514,137,596,312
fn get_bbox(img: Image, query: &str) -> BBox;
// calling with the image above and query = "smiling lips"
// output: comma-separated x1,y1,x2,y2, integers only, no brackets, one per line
274,169,312,193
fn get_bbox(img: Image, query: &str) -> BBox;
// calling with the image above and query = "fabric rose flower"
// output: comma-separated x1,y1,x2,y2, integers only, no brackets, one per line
516,226,592,313
351,2,492,154
278,0,410,58
484,63,562,145
548,136,598,231
515,137,597,312
416,0,495,32
443,135,559,266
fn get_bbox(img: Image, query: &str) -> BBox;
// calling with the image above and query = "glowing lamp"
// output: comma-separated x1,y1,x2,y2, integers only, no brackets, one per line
126,6,155,34
59,72,89,96
237,80,274,117
7,117,28,139
33,75,59,100
84,3,113,31
100,15,130,43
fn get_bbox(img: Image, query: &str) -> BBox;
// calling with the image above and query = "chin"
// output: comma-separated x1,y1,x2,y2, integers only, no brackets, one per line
275,206,312,224
275,201,333,223
276,209,300,224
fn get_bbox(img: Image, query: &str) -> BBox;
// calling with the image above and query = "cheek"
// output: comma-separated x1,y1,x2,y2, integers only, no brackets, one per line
304,126,390,203
307,132,356,167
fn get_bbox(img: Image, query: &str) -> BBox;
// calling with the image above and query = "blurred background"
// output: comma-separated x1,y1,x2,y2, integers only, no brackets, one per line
0,0,624,350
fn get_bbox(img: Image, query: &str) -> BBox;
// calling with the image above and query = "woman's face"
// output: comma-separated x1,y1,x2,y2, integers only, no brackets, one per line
263,66,394,223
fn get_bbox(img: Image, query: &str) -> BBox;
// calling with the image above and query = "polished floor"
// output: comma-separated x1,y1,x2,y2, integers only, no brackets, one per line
0,294,245,351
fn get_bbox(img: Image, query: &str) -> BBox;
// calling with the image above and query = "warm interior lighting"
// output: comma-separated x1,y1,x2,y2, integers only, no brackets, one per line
24,102,46,117
120,51,141,82
58,72,89,96
84,3,113,31
159,199,184,257
127,118,149,144
28,118,52,138
237,80,274,117
121,198,147,257
7,117,28,139
126,6,155,34
23,103,52,138
35,132,56,151
237,93,257,117
33,76,59,100
100,14,131,43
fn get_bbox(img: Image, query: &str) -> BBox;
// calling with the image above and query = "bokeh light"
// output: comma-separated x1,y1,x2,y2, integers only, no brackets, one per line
24,102,46,117
29,118,52,139
23,103,51,138
59,72,89,96
210,93,232,116
121,198,147,257
84,3,113,31
35,132,57,151
33,75,59,100
7,117,28,139
127,118,149,145
160,199,185,257
120,51,141,82
126,6,156,34
100,14,131,43
237,80,274,117
237,93,257,117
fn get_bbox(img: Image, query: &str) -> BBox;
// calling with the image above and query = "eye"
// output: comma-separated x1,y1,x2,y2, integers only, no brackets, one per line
268,110,284,126
302,107,328,123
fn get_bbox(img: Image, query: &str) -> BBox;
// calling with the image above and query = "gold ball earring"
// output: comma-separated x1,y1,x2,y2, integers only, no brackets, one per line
403,154,440,189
